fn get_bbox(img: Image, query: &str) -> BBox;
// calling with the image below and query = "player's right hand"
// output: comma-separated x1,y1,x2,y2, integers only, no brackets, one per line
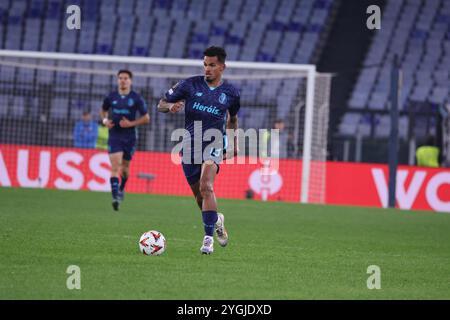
105,120,115,129
169,100,185,113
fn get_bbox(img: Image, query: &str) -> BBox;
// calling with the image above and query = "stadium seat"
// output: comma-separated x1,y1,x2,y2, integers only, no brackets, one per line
11,96,26,119
0,95,10,118
429,87,449,105
16,60,36,87
344,0,450,138
41,20,60,52
48,98,69,120
186,0,206,19
70,100,88,120
338,113,361,136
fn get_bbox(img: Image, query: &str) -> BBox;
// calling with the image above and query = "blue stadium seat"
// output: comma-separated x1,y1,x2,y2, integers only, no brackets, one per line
11,96,25,119
239,0,260,21
46,1,62,19
348,0,449,122
4,15,23,50
429,87,449,105
73,62,93,87
50,98,69,120
368,91,388,110
349,92,369,109
0,95,10,118
0,63,17,87
70,99,88,120
135,0,153,16
54,61,74,92
187,0,206,19
16,59,36,85
35,62,55,85
205,0,224,20
40,20,60,51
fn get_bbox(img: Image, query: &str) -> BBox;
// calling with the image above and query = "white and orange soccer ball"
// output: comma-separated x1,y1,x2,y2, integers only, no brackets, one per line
139,230,166,256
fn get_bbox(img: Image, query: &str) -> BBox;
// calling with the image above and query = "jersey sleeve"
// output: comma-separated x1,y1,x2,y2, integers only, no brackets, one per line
136,95,148,115
164,79,190,102
102,95,111,111
228,89,241,117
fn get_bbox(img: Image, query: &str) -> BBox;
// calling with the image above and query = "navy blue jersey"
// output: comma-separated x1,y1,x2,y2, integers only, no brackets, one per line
102,90,148,137
164,75,240,163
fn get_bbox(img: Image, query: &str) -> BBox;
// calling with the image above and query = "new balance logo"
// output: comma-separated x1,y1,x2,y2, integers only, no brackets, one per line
195,92,203,97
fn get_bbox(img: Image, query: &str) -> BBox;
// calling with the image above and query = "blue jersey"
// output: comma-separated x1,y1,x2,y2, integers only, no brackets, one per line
164,75,240,163
102,90,148,138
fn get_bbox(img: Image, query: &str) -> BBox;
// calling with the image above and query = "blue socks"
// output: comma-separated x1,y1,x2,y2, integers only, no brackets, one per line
110,177,119,199
120,175,128,191
202,211,218,236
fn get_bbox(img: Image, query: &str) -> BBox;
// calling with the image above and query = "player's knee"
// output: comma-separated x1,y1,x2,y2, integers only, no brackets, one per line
121,167,129,177
199,182,213,198
111,165,120,175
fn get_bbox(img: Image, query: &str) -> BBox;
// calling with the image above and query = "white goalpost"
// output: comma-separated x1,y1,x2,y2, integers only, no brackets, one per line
0,49,331,203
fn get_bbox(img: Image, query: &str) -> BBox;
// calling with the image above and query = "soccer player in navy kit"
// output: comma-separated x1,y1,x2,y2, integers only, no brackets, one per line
100,70,150,211
157,47,240,254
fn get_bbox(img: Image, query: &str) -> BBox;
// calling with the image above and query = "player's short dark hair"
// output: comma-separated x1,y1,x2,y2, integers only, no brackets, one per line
117,69,133,78
204,46,227,63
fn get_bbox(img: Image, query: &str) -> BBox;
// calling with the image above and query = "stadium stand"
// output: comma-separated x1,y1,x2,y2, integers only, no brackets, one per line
2,0,446,163
0,0,335,62
341,0,450,140
0,0,337,154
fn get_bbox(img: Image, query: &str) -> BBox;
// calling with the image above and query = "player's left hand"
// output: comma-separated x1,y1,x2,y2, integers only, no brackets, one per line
119,117,134,128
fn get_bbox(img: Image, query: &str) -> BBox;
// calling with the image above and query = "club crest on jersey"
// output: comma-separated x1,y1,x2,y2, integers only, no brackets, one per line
128,98,134,107
219,93,227,104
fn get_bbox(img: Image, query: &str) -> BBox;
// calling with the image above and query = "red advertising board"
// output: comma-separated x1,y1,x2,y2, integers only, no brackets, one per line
326,161,450,212
1,144,449,212
0,144,301,201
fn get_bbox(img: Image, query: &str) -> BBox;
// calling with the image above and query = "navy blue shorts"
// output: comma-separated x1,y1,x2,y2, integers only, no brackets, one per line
182,162,220,185
108,135,136,161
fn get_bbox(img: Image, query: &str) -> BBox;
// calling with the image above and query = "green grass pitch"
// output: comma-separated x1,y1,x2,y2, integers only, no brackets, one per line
0,187,449,299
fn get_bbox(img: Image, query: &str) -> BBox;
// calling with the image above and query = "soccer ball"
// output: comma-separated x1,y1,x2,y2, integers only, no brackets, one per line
139,230,166,256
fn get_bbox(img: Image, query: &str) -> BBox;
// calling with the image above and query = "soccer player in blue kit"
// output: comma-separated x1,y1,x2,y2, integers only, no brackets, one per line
100,70,150,211
157,46,240,254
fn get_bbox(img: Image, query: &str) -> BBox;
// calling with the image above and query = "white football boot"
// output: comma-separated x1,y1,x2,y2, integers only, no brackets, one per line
200,235,214,254
215,213,228,247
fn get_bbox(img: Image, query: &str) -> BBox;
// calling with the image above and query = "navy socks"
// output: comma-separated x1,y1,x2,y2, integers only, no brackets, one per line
110,177,119,199
119,175,128,191
202,211,218,236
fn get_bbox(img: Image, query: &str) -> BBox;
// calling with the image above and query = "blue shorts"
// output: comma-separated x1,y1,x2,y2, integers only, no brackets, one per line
108,135,136,161
182,162,220,185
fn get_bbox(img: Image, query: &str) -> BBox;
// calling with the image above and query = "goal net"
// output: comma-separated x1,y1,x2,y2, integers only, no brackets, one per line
0,50,331,204
443,103,450,167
